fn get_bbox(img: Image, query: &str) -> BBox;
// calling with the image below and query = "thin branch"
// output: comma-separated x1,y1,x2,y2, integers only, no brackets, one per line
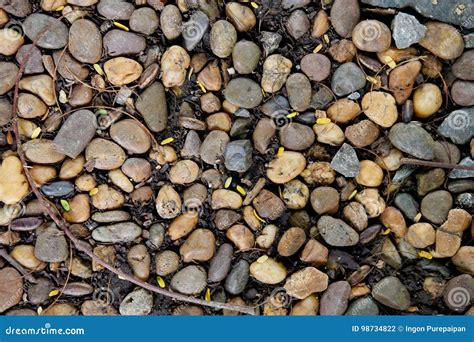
401,158,474,171
9,19,257,316
0,247,37,283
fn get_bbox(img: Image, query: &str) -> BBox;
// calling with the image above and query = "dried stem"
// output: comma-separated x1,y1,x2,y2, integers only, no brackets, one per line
401,158,474,171
9,20,257,316
0,247,37,283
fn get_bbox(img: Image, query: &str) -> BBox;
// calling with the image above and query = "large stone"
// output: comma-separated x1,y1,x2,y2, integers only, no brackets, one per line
23,13,68,49
224,78,263,109
438,108,474,145
372,276,411,310
53,110,97,158
224,140,253,172
34,225,68,262
170,265,207,295
330,143,360,178
317,216,359,247
92,222,142,243
391,12,426,48
331,62,366,96
388,123,435,160
182,11,209,51
136,82,168,133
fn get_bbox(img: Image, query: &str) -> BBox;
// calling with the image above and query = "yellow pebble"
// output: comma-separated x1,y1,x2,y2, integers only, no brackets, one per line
160,137,174,145
89,188,99,196
157,276,166,288
236,185,246,196
113,22,129,31
316,118,331,125
418,251,433,260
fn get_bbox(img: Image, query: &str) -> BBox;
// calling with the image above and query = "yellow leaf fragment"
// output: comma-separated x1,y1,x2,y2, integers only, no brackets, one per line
418,251,433,259
205,288,211,302
236,185,246,196
382,228,391,235
224,177,232,189
157,276,166,288
31,127,41,139
256,255,268,264
113,22,129,31
287,112,298,118
93,64,104,76
251,2,259,9
313,44,323,53
48,289,60,297
89,188,99,196
60,199,70,212
196,80,207,93
160,137,174,145
277,147,284,157
316,118,331,125
414,212,422,223
253,209,265,223
348,189,358,200
383,56,397,69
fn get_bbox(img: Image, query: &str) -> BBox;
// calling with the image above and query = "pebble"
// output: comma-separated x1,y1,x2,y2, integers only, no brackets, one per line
69,19,102,64
372,276,411,310
380,207,407,237
110,119,151,154
104,57,143,86
10,244,46,271
170,265,207,295
413,83,442,119
318,216,359,247
313,122,345,146
169,160,199,185
224,78,262,109
136,82,168,133
69,84,93,107
453,50,474,81
355,160,384,187
361,91,398,128
130,7,159,35
286,10,309,39
0,62,19,95
97,0,134,20
343,202,368,231
249,257,287,285
352,20,391,52
438,108,474,145
0,156,29,205
419,22,464,60
282,180,309,210
92,222,142,243
320,281,351,315
92,184,124,210
225,2,256,32
311,9,329,38
22,139,65,164
155,250,179,276
160,5,182,40
119,289,153,316
53,51,89,81
28,278,53,305
284,267,328,299
208,243,233,283
168,213,198,240
261,54,293,93
53,110,97,158
394,192,419,220
300,53,331,82
277,227,306,256
225,260,249,295
286,73,311,112
389,61,421,104
63,194,90,223
330,0,360,38
226,224,254,250
420,190,452,224
267,151,306,184
311,187,340,215
452,247,474,275
104,30,146,56
346,296,380,315
122,158,151,182
256,224,278,249
389,123,435,160
214,210,241,231
259,31,282,56
327,99,361,124
331,62,366,96
391,12,426,48
300,239,328,266
449,157,474,179
85,138,126,170
92,210,130,223
23,13,68,49
16,44,44,74
405,222,435,250
330,143,360,178
180,229,215,262
224,140,253,172
19,75,56,105
451,80,474,106
127,244,150,281
232,40,260,74
40,181,74,198
0,268,23,313
210,20,237,58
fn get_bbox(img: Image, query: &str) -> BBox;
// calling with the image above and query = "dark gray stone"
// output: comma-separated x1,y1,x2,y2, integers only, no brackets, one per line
372,276,411,310
443,274,474,312
182,11,209,51
259,31,282,56
331,63,366,96
97,0,134,20
438,108,474,145
331,143,360,178
41,181,75,198
224,140,253,172
346,296,380,315
320,281,351,315
23,13,68,49
53,110,97,158
208,244,233,283
317,216,359,247
224,78,263,109
449,157,474,179
224,260,249,295
394,192,419,220
136,82,168,133
34,225,69,262
362,0,474,28
391,12,426,48
420,190,452,224
104,30,146,56
388,123,435,160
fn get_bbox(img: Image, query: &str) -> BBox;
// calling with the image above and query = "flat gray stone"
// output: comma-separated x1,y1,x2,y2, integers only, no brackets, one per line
394,192,419,220
170,265,207,295
388,123,435,160
224,260,249,295
362,0,474,29
34,225,68,263
224,78,263,109
320,281,351,315
438,108,474,145
391,12,426,48
135,82,168,133
465,33,474,48
346,296,379,315
23,13,68,49
208,244,233,283
224,139,253,172
104,30,146,56
0,0,31,16
53,110,97,158
449,157,474,179
318,216,359,247
182,11,209,51
331,62,366,97
331,143,360,178
92,222,142,243
97,0,134,20
372,276,411,310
